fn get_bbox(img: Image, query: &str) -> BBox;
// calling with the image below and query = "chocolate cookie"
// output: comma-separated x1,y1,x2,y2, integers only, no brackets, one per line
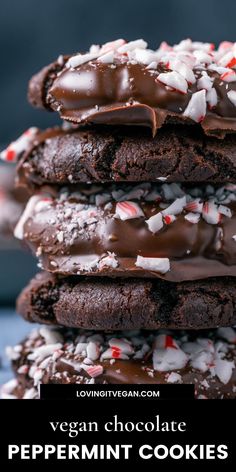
14,182,236,281
3,326,236,399
17,272,236,330
28,39,236,137
0,164,28,237
12,125,236,186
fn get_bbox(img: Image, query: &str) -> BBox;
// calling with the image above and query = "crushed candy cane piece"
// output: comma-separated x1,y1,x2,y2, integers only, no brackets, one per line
27,343,62,361
153,336,188,372
166,372,182,383
100,348,129,360
97,51,114,63
14,195,45,240
108,338,134,355
39,327,63,345
218,204,232,218
214,359,235,384
184,212,200,224
197,73,213,91
217,327,236,344
86,341,100,361
227,90,236,106
154,334,179,350
202,201,220,224
185,199,203,213
117,39,147,53
162,196,186,216
168,58,196,84
206,88,218,108
163,214,176,224
115,201,144,220
183,90,206,122
135,256,170,273
99,252,118,269
146,212,163,233
220,69,236,82
66,51,100,68
82,364,104,378
1,378,18,394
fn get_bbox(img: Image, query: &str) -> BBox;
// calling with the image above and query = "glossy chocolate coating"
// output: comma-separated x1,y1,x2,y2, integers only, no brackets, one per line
12,327,236,399
19,184,236,281
28,57,236,137
51,63,236,134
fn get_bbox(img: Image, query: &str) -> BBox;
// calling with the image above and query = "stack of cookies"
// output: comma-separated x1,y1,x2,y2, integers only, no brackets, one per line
2,38,236,399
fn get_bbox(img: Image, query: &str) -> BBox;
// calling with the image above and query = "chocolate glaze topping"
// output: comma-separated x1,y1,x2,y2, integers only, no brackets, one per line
28,39,236,137
15,182,236,281
7,326,236,399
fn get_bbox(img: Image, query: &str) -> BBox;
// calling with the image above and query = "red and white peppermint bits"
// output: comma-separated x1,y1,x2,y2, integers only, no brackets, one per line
117,39,147,54
135,256,170,274
202,200,220,224
157,71,188,94
184,212,200,224
162,196,186,216
167,58,196,84
97,51,115,64
206,88,218,109
27,343,63,362
183,90,206,123
166,372,182,383
214,359,235,385
218,50,236,68
153,335,188,372
146,212,163,233
101,338,134,361
227,90,236,106
220,69,236,82
0,127,38,162
63,38,236,123
217,327,236,344
154,334,179,350
163,214,176,225
115,201,144,220
109,338,134,355
14,195,49,240
86,341,100,361
82,364,104,378
100,39,126,54
218,204,232,218
66,51,100,68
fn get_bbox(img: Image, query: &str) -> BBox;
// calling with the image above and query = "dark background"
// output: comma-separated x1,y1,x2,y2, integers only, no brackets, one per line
1,0,236,143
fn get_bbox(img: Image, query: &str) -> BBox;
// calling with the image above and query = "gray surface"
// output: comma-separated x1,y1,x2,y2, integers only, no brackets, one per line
0,310,37,385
